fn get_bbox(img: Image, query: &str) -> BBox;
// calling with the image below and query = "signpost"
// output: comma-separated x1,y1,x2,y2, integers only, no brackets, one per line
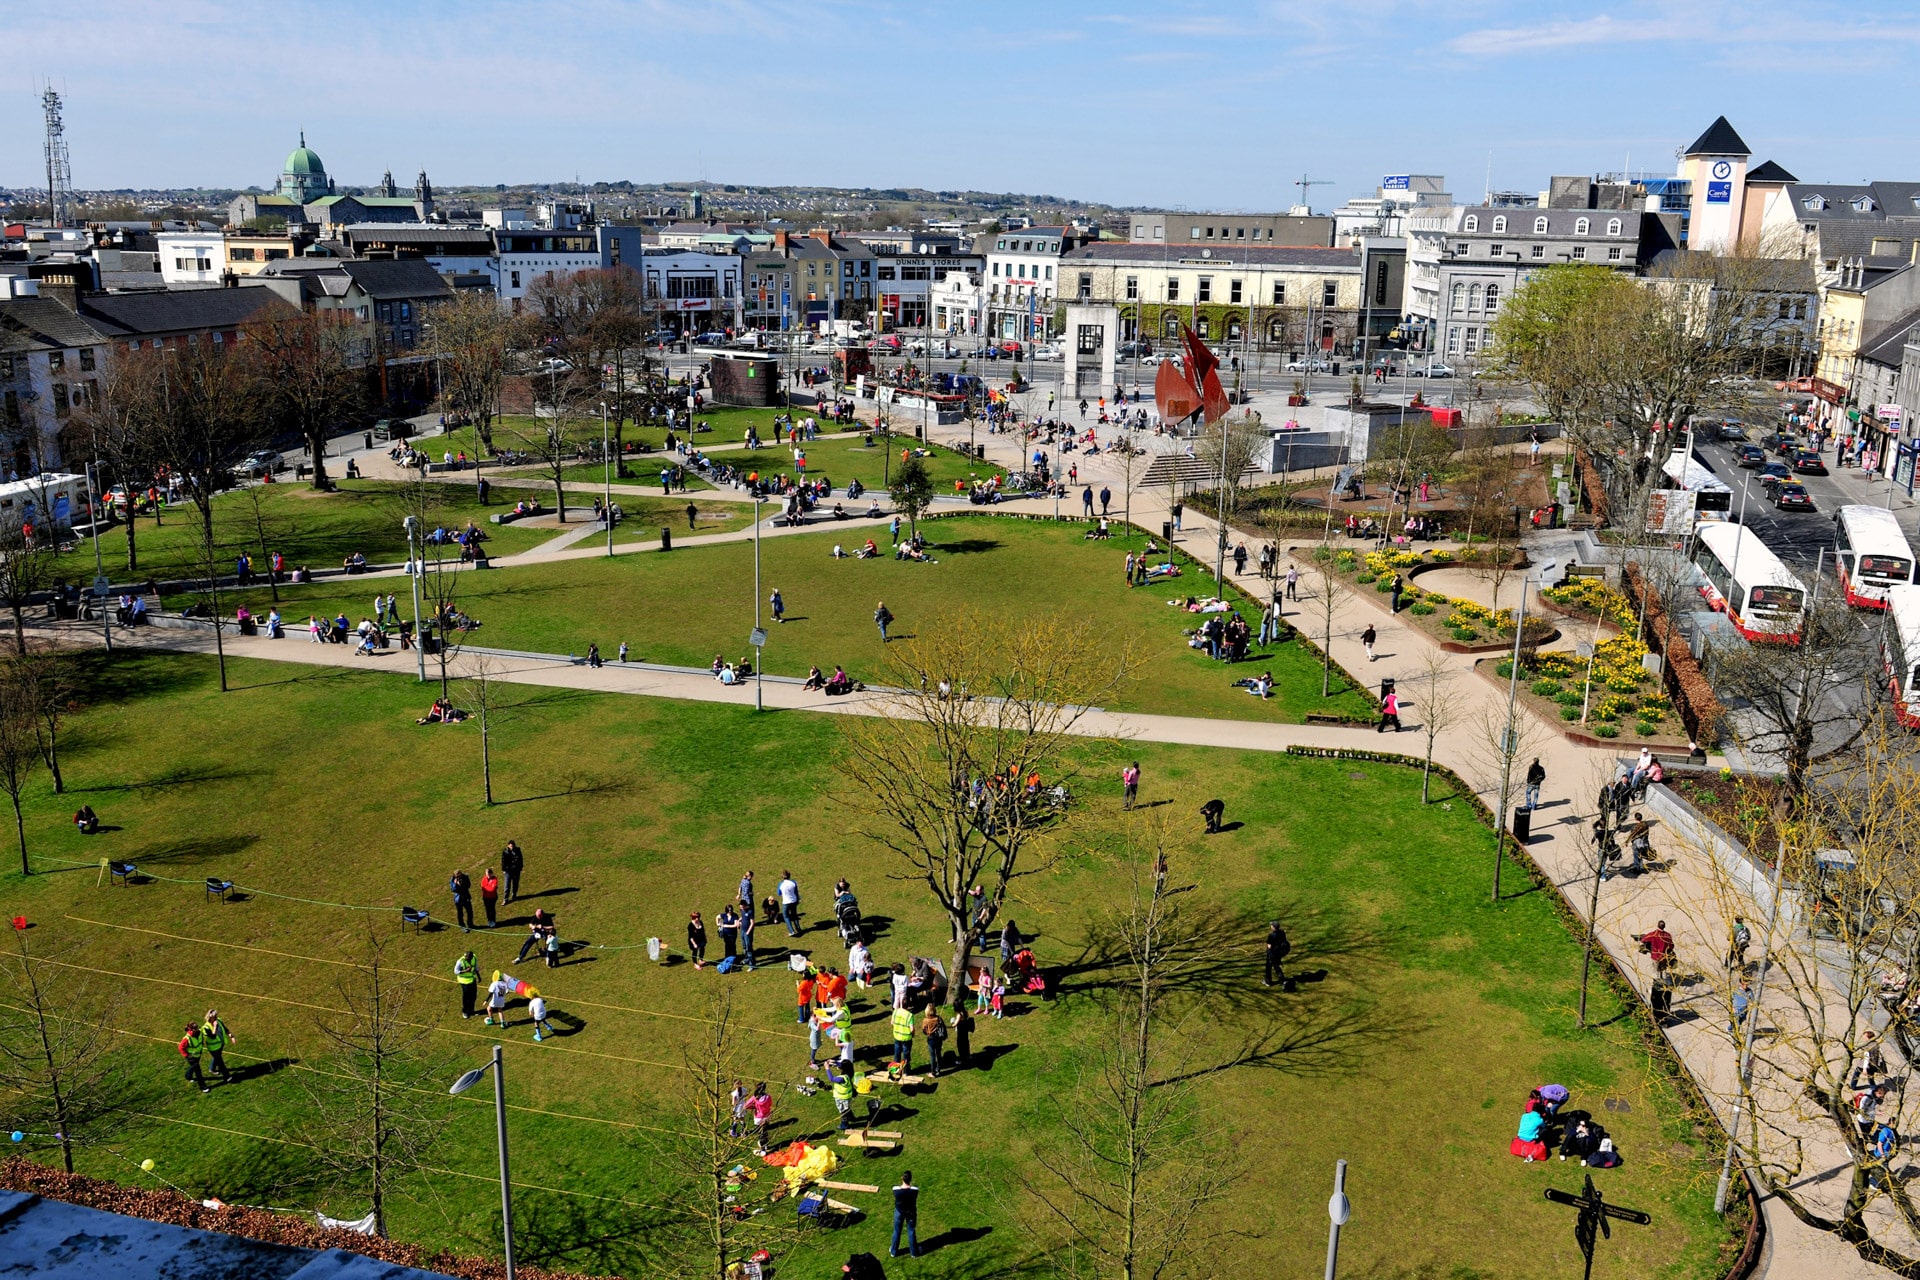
1544,1175,1650,1280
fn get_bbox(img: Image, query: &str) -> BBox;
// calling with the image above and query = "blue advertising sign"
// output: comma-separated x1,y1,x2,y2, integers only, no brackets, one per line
1706,181,1733,204
1382,175,1411,190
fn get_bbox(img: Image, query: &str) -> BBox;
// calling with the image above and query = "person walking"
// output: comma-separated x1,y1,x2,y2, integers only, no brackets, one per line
920,1007,948,1078
777,870,802,936
1081,486,1094,516
688,911,708,969
769,588,785,624
200,1010,235,1084
874,601,894,643
1727,917,1752,971
1232,543,1248,576
529,992,554,1041
1264,921,1291,988
890,1002,915,1071
747,1083,774,1154
455,950,479,1018
738,901,757,970
450,869,474,933
1524,759,1545,811
618,641,629,663
716,903,739,962
587,642,602,669
179,1022,210,1094
484,973,512,1026
739,870,755,913
1361,624,1377,662
1285,564,1299,602
1376,686,1401,732
891,1172,922,1259
501,840,524,903
1121,761,1140,810
950,1003,974,1068
479,867,499,927
1730,978,1753,1034
1099,486,1111,516
686,501,699,531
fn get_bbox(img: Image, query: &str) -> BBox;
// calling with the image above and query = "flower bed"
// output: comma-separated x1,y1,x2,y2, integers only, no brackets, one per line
1491,628,1690,744
1305,544,1551,650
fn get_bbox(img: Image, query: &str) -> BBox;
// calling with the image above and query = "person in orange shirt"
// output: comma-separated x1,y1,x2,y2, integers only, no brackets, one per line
796,972,816,1026
479,867,500,928
818,966,848,1007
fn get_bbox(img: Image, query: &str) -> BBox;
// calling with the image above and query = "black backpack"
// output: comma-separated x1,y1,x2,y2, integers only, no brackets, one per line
1269,929,1291,960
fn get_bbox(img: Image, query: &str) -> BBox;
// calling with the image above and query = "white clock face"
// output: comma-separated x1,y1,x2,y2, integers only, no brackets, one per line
1711,160,1733,180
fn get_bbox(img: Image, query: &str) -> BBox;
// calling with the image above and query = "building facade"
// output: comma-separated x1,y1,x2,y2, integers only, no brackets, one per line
0,289,111,471
983,226,1095,341
850,232,979,330
1120,211,1334,247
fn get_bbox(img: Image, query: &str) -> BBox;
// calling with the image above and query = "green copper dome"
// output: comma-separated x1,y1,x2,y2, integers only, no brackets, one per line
284,132,325,176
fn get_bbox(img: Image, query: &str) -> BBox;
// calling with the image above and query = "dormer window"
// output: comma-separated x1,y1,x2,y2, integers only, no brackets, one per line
1851,195,1877,213
1606,218,1622,235
1533,216,1549,234
1575,217,1590,235
1491,216,1507,233
1463,215,1479,232
1803,195,1827,212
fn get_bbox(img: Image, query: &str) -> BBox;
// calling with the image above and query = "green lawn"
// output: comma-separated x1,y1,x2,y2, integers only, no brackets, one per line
58,480,557,585
700,435,989,495
493,460,715,493
1,652,1737,1278
226,515,1375,724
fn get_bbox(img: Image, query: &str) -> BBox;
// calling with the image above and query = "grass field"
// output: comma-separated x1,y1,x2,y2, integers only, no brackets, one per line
0,651,1738,1278
217,515,1377,724
57,481,558,585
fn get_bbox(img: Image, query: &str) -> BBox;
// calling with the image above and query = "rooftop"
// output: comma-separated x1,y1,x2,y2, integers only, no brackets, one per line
1684,116,1751,158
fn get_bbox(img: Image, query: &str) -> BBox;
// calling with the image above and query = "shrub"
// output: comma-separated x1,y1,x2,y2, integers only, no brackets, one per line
1594,724,1620,738
1530,679,1562,697
1496,661,1514,678
1555,690,1584,708
1356,573,1377,585
1561,706,1581,721
1635,721,1659,737
1409,602,1436,616
1376,578,1396,592
1451,627,1479,641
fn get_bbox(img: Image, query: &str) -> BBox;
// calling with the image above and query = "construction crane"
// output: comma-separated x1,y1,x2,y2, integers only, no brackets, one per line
42,87,73,229
1291,174,1332,214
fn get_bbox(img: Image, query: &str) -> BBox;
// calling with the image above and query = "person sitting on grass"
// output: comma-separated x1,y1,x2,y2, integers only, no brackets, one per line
1231,670,1274,698
803,666,827,691
857,538,879,559
417,698,457,725
73,805,100,834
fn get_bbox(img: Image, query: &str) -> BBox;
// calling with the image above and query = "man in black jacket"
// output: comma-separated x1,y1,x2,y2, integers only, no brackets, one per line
891,1172,920,1259
1265,921,1292,989
501,840,524,903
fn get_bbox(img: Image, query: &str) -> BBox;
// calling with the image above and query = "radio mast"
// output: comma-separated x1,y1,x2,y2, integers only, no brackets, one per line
43,87,74,228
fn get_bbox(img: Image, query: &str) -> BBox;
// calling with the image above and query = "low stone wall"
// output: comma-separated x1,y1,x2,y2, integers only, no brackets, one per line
1642,780,1800,929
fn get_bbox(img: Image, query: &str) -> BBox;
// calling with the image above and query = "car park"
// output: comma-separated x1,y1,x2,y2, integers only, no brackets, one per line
1735,444,1767,467
1773,482,1816,512
1792,450,1829,476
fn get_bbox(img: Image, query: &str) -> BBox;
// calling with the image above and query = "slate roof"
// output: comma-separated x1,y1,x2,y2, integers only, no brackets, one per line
1684,116,1751,157
77,286,295,338
1747,160,1797,183
339,259,454,301
0,296,112,352
1062,243,1362,268
1860,305,1920,368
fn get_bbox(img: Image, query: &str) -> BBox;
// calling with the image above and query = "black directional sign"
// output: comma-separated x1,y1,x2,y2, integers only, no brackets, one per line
1544,1174,1652,1280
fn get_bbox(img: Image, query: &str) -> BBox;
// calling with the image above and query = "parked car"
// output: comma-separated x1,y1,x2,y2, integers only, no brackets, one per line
1773,482,1816,511
1715,421,1750,441
533,357,573,374
1791,450,1829,475
1734,444,1768,467
1285,357,1331,373
1764,432,1800,457
1118,341,1153,358
1412,362,1456,378
371,419,411,442
971,346,1001,360
806,341,837,355
235,449,283,478
1029,344,1063,361
1758,462,1793,491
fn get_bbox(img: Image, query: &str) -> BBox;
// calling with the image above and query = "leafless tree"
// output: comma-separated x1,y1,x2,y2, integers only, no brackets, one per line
1407,648,1467,803
0,660,43,874
72,345,169,573
0,518,55,656
19,651,72,794
0,932,123,1173
247,309,366,490
429,291,515,454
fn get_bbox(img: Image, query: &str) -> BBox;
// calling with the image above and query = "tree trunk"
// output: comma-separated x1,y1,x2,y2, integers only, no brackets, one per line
13,792,27,876
481,712,493,805
306,424,331,489
122,511,138,572
10,603,24,657
553,467,567,523
949,916,975,1011
44,731,62,795
1422,754,1432,803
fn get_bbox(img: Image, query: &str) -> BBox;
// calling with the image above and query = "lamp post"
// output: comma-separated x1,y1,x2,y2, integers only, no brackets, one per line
403,516,425,682
1325,1158,1351,1280
601,401,612,557
448,1045,515,1280
752,494,765,713
1492,559,1554,901
86,459,110,651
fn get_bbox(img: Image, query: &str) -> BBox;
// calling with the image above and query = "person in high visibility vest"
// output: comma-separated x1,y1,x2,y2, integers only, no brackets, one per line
827,1060,856,1130
890,1003,915,1072
454,950,479,1019
199,1009,235,1084
178,1021,210,1094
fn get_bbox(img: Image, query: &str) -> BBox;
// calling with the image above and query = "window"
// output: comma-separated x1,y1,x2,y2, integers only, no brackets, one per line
1206,226,1216,238
1468,283,1482,312
1132,224,1144,238
52,383,69,418
877,265,895,280
1077,272,1092,300
1167,276,1180,301
1164,314,1181,337
0,358,10,380
1227,317,1241,339
992,262,1000,277
1463,215,1479,232
1533,216,1549,233
1606,217,1622,235
1268,318,1285,342
1447,326,1461,355
1191,226,1201,240
1271,280,1286,305
230,247,256,262
1607,247,1623,261
996,239,1006,249
1455,243,1470,255
1197,276,1212,303
1463,327,1479,354
510,271,521,289
1488,244,1503,259
1125,275,1138,300
378,303,393,322
1484,283,1499,312
1492,216,1507,233
1196,316,1210,337
1531,244,1546,259
1570,246,1587,260
1574,217,1590,235
1044,265,1053,281
1451,282,1466,313
1235,227,1245,239
78,348,94,372
1852,195,1877,213
1230,278,1243,304
1322,280,1338,307
48,352,64,372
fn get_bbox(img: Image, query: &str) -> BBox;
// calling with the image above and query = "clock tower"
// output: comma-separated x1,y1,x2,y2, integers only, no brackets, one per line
1677,116,1750,254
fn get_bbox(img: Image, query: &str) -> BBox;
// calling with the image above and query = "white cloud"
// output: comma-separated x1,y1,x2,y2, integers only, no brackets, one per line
1447,14,1684,55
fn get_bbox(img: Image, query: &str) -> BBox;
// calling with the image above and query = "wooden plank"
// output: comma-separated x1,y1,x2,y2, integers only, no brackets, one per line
825,1196,858,1212
838,1134,898,1150
820,1179,880,1193
861,1129,902,1139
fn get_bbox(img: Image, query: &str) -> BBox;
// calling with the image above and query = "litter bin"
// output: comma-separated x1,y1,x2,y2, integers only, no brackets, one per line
1513,807,1532,844
1379,676,1395,700
1162,521,1173,541
661,526,672,551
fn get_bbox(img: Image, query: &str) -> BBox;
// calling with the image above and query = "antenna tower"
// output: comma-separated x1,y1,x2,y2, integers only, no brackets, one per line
42,87,74,228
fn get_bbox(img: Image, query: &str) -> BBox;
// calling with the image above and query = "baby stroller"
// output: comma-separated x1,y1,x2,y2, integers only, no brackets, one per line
835,894,866,947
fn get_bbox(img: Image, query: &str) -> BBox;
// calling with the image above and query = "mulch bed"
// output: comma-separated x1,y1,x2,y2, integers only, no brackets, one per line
0,1158,611,1280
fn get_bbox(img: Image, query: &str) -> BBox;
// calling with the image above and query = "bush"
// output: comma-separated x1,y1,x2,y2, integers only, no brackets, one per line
1594,724,1620,738
1495,660,1513,678
1635,721,1659,737
1555,690,1584,707
1356,573,1377,585
1451,627,1478,641
1530,679,1562,697
1409,602,1436,616
1376,578,1395,592
1561,706,1581,721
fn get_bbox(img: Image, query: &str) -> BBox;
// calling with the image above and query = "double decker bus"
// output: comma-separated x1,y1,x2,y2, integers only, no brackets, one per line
1692,522,1806,643
1833,505,1916,609
1881,584,1920,728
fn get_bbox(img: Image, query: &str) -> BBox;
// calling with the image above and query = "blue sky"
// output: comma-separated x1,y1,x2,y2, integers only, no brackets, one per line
5,0,1917,208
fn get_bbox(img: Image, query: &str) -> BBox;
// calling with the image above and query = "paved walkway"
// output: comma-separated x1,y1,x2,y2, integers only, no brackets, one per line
120,408,1887,1277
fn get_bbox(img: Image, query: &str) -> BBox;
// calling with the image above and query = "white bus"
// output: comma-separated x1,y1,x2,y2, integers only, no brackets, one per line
1692,522,1807,643
1661,449,1733,519
1833,505,1916,609
1882,585,1920,728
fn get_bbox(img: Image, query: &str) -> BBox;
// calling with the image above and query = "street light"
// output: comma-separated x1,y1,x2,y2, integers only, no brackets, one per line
402,516,425,682
1325,1158,1351,1280
1492,558,1555,901
448,1044,515,1280
601,401,612,557
751,493,765,713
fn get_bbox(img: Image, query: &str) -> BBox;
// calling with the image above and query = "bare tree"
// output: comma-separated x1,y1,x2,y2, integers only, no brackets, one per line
291,930,454,1238
19,651,72,794
1306,522,1344,699
1407,648,1467,803
529,268,652,474
502,369,588,523
0,932,123,1173
1471,702,1550,900
460,653,506,805
429,291,515,455
247,309,365,490
391,478,467,699
837,611,1136,998
234,483,290,606
73,345,169,573
0,661,43,875
0,519,54,656
1021,837,1245,1279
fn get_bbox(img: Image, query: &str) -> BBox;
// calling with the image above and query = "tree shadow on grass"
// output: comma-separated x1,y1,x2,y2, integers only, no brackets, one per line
228,666,362,693
126,833,260,867
76,763,262,795
494,774,633,806
511,1185,660,1276
935,539,1004,555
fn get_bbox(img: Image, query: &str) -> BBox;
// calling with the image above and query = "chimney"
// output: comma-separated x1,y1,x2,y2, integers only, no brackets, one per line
810,227,833,245
774,230,789,251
